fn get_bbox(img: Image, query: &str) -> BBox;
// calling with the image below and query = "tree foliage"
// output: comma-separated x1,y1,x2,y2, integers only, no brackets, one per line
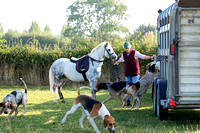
29,21,41,34
0,23,3,38
66,0,129,42
131,24,156,41
44,25,52,35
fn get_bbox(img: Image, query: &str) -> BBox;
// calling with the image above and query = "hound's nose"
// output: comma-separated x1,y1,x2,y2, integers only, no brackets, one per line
110,130,115,133
109,127,115,133
4,111,8,114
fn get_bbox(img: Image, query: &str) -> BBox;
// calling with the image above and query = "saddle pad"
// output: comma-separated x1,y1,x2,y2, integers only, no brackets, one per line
70,55,90,81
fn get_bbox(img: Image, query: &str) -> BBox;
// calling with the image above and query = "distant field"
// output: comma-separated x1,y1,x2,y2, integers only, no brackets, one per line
0,85,200,133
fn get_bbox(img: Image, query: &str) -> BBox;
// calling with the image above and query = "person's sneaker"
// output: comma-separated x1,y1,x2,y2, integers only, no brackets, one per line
127,101,132,106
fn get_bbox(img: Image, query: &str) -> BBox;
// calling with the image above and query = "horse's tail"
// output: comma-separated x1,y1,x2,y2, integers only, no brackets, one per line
78,86,91,96
49,66,54,93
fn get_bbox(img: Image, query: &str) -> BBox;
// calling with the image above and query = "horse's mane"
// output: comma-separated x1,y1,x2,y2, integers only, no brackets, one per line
90,42,106,54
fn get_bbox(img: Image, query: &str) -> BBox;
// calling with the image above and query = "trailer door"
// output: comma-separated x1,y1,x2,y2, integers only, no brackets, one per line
178,8,200,105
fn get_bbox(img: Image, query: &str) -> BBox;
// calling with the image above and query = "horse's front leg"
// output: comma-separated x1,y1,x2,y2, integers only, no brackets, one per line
88,67,100,99
89,79,97,99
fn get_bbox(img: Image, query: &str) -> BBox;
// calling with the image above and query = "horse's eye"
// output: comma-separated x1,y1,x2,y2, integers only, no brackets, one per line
108,49,111,52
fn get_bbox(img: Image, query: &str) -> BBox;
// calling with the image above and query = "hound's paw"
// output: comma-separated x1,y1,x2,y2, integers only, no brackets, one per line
129,108,134,110
135,108,139,110
54,101,58,104
61,119,66,125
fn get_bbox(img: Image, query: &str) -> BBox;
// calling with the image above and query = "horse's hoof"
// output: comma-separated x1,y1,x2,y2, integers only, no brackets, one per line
54,101,58,104
62,101,65,104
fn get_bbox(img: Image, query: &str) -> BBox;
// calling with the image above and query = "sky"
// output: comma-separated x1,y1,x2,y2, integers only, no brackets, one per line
0,0,175,36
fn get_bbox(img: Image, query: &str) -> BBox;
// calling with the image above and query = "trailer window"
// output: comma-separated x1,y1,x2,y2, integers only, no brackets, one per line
160,20,162,27
165,17,167,25
167,16,169,24
162,19,164,27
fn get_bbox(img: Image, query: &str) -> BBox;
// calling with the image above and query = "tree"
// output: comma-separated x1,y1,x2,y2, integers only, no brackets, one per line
0,23,3,38
3,30,20,46
29,21,41,34
131,24,156,41
61,24,75,38
44,25,52,35
66,0,128,42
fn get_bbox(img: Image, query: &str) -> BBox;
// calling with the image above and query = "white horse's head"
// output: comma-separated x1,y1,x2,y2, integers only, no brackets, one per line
103,42,118,61
90,42,118,61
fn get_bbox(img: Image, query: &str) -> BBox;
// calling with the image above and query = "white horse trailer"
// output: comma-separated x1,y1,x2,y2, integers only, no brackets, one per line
153,0,200,120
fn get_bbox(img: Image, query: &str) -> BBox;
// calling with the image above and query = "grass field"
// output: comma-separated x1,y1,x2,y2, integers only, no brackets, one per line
0,85,200,133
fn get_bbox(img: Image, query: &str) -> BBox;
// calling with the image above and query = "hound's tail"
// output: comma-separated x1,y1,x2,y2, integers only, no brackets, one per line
78,86,91,96
20,78,27,94
49,66,54,93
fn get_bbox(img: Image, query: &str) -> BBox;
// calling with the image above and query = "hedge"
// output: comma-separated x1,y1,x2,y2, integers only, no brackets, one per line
0,42,157,85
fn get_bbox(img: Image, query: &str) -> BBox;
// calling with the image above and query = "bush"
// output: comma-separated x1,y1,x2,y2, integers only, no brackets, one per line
0,35,157,85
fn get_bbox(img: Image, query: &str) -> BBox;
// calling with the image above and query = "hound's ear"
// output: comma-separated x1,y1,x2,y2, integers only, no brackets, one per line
128,82,134,86
134,82,140,90
146,62,152,71
123,89,127,94
0,103,2,107
104,115,109,128
148,64,156,72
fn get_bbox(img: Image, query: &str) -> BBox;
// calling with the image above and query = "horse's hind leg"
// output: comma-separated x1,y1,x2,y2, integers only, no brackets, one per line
53,78,60,104
58,79,67,104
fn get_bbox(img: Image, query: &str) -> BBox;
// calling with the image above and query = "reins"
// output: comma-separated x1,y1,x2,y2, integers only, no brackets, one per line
112,65,120,81
89,56,110,63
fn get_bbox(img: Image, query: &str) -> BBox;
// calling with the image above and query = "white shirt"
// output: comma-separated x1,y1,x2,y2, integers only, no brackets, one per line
119,50,145,62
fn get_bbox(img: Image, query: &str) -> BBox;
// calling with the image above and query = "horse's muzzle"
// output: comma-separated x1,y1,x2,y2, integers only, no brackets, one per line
111,54,117,60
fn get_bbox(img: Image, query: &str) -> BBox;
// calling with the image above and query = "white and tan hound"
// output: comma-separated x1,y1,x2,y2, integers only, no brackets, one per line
0,78,28,120
61,86,115,133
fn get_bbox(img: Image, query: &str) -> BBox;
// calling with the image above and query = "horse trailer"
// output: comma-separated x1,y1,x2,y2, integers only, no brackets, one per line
153,0,200,120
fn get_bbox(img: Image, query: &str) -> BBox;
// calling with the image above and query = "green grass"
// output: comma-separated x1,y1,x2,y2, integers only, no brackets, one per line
0,85,200,133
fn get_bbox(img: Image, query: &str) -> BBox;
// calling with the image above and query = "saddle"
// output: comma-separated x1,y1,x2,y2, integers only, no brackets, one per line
70,55,90,81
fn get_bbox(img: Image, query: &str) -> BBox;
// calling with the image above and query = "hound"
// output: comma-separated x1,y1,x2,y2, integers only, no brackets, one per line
122,82,140,110
95,81,133,107
123,61,160,110
61,86,115,133
0,78,28,120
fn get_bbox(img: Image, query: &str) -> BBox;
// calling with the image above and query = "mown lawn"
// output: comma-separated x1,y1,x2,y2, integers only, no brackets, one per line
0,85,200,133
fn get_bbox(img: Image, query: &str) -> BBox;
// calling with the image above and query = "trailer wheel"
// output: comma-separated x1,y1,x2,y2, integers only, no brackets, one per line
153,77,160,116
156,79,168,121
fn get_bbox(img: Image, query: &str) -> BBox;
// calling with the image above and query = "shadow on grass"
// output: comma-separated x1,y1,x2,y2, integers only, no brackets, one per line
1,87,200,133
168,109,200,122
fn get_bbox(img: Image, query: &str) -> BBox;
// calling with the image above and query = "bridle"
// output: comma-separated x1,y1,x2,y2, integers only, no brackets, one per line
88,43,115,64
104,44,115,58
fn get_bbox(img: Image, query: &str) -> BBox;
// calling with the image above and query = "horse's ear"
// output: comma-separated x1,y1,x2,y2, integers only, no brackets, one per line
105,42,108,46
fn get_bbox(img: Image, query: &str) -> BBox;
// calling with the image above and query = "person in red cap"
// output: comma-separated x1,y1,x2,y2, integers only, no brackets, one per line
114,42,155,106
